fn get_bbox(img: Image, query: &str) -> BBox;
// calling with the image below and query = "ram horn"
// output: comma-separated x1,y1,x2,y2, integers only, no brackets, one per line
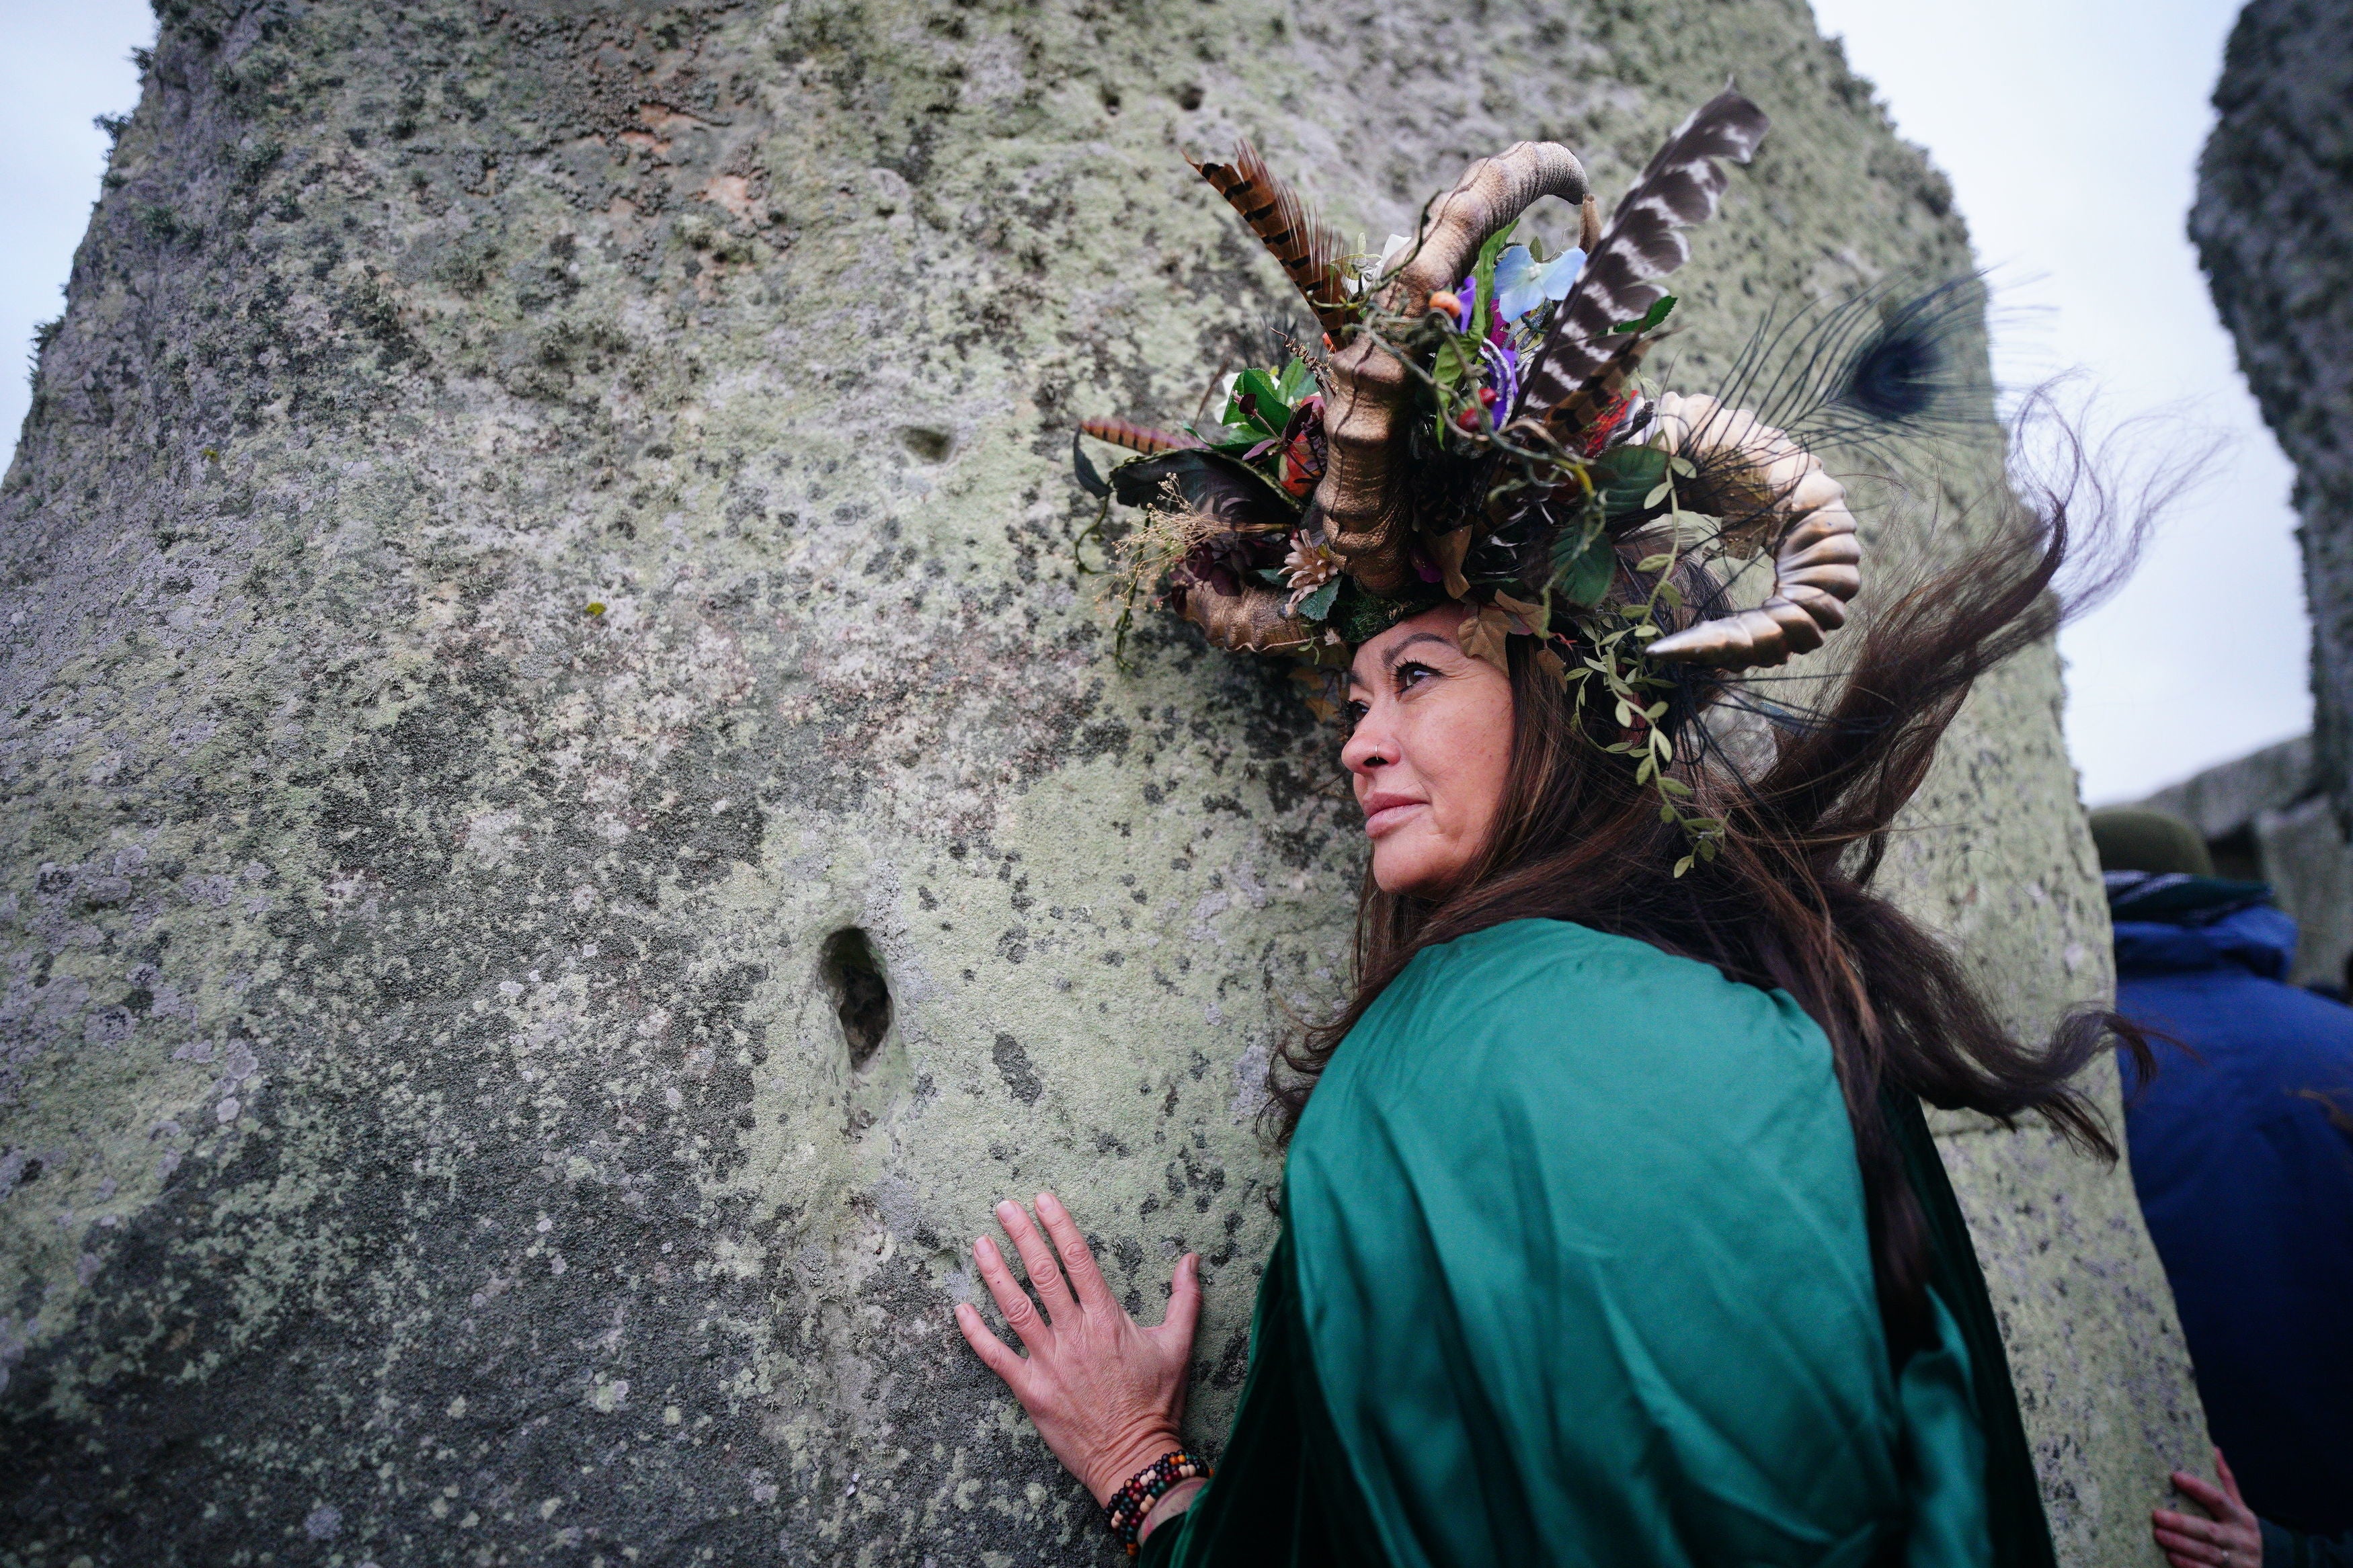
1179,582,1314,653
1319,142,1592,595
1638,392,1863,669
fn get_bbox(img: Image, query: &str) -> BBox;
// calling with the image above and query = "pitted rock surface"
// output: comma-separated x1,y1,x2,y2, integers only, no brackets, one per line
0,1,2198,1563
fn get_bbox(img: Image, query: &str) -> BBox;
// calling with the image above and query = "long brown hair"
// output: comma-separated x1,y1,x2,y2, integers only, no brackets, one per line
1272,488,2155,1354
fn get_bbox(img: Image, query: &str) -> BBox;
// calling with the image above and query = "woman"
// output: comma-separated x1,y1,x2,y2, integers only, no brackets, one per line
960,91,2143,1564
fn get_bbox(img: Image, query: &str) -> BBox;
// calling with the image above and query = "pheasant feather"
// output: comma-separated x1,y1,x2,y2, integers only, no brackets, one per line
1080,417,1202,456
1520,88,1770,415
1191,141,1354,334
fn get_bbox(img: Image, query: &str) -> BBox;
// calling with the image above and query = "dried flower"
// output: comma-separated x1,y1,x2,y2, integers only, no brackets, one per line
1279,531,1343,614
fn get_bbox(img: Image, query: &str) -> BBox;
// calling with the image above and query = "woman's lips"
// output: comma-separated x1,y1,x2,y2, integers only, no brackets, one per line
1361,794,1427,839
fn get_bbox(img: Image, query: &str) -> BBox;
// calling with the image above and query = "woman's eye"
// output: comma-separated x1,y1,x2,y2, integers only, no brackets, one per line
1394,661,1437,692
1342,702,1369,724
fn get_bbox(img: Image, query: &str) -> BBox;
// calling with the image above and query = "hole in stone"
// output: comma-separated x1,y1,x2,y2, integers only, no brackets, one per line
1174,83,1204,111
900,427,953,463
822,928,891,1072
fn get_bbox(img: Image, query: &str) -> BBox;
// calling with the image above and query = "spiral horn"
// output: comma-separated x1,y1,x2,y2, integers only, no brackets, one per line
1637,392,1863,669
1318,142,1593,595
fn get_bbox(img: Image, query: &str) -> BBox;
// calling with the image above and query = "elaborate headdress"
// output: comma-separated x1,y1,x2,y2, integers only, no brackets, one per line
1077,89,1972,861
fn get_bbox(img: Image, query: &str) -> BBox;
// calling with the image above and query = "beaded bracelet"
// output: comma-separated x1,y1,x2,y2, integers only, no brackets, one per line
1103,1448,1211,1556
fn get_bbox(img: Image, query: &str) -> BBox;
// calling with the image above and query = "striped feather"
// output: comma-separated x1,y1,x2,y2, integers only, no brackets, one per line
1191,141,1354,333
1080,417,1202,455
1531,333,1657,446
1520,88,1769,415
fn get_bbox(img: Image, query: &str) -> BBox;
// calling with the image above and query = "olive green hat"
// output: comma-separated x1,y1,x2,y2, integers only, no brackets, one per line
2087,807,2215,878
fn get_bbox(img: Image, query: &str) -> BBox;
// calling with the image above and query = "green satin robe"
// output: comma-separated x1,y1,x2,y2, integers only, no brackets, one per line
1144,919,2055,1568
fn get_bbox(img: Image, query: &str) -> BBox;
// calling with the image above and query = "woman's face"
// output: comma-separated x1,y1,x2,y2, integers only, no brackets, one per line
1341,605,1516,898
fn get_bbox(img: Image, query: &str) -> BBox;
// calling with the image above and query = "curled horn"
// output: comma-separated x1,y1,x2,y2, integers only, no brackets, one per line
1320,143,1592,594
1638,393,1862,668
1179,585,1313,653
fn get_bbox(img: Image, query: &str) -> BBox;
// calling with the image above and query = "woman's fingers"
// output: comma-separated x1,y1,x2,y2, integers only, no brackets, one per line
2153,1512,2220,1546
1160,1252,1203,1346
2169,1471,2233,1518
2152,1529,2215,1568
2214,1449,2247,1510
995,1200,1080,1323
2153,1525,2236,1567
1033,1191,1117,1316
973,1234,1053,1353
2151,1526,2207,1557
955,1301,1029,1388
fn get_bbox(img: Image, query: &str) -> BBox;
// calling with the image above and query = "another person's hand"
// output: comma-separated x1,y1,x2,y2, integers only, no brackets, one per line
955,1191,1202,1508
2153,1449,2264,1568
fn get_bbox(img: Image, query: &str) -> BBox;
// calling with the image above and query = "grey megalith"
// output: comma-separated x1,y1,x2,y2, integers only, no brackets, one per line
2193,0,2353,850
0,0,2202,1563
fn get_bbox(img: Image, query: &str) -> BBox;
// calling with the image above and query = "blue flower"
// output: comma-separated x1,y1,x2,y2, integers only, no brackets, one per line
1492,244,1587,323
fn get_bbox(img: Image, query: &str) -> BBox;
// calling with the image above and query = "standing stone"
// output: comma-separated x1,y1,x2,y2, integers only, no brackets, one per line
2193,0,2353,824
0,1,2200,1562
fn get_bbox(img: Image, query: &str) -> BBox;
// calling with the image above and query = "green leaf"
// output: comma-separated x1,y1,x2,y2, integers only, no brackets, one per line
1273,356,1317,407
1657,777,1693,798
1607,293,1677,335
1667,454,1697,477
1591,444,1669,518
1295,575,1342,621
1106,447,1302,520
1642,482,1673,509
1222,366,1293,438
1673,854,1696,878
1556,536,1618,608
1634,552,1674,573
1465,223,1517,343
1432,335,1480,388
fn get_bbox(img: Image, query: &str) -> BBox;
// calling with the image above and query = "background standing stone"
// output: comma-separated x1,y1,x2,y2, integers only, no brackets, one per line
0,0,2200,1561
2189,0,2353,982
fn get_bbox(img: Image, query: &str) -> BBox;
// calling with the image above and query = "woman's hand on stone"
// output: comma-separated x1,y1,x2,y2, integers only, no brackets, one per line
955,1190,1201,1507
2153,1450,2264,1568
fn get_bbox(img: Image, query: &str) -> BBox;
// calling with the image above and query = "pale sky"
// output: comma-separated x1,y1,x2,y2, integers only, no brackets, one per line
1,0,153,457
0,0,2305,805
1810,0,2307,804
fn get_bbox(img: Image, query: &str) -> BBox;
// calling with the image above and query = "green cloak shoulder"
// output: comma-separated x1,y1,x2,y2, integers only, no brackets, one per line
1146,919,2044,1568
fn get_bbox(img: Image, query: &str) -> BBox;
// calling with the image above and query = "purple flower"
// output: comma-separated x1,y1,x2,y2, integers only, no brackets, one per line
1481,339,1521,421
1449,273,1480,332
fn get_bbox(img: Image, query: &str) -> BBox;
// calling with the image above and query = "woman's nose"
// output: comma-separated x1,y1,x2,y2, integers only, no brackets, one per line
1341,716,1392,775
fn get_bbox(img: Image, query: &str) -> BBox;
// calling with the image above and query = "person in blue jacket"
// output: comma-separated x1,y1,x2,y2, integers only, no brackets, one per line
2088,807,2353,1561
